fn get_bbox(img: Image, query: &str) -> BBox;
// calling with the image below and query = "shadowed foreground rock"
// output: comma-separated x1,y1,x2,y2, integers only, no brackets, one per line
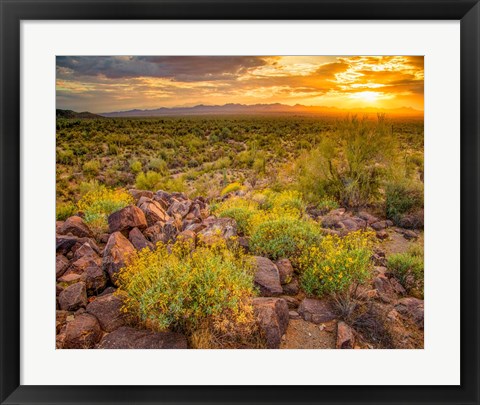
96,327,188,349
253,297,289,348
298,298,337,324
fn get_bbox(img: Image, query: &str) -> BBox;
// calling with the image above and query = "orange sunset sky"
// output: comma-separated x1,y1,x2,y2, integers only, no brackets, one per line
56,56,424,113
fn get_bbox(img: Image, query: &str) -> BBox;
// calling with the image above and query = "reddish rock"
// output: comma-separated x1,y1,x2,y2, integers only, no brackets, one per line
58,273,82,286
68,254,102,275
253,256,283,296
63,313,102,349
168,200,192,219
103,232,136,286
129,227,154,251
128,189,153,202
138,200,169,226
198,217,237,242
56,235,100,256
59,216,93,238
371,220,392,231
336,321,355,349
108,205,147,233
402,230,418,240
143,222,164,243
282,279,299,296
56,255,70,278
56,310,70,334
395,297,424,328
86,293,127,332
275,258,294,285
81,266,107,295
358,212,379,225
176,229,196,247
298,298,336,324
96,327,188,349
73,242,99,261
58,282,87,311
374,276,396,303
253,297,289,349
376,230,389,240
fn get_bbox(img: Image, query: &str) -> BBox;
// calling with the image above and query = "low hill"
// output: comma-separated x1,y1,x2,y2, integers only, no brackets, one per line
56,109,105,119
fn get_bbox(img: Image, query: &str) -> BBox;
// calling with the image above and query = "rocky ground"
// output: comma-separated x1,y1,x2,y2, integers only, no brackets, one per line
56,189,424,349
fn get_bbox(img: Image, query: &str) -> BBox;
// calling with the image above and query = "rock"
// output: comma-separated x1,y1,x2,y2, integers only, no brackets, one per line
402,230,418,240
96,327,188,349
289,311,301,320
374,276,396,303
56,220,65,234
56,235,100,256
282,279,299,296
253,256,283,296
298,298,336,324
108,205,147,233
56,255,70,278
143,222,164,243
129,227,154,251
280,296,300,309
376,230,389,240
358,211,379,225
81,266,107,295
336,321,355,349
56,310,70,334
72,242,98,261
99,286,117,296
86,293,127,332
198,217,237,242
176,230,196,248
59,216,93,238
128,189,153,201
139,200,169,226
398,210,424,229
58,282,87,311
340,217,364,232
395,297,424,328
321,214,343,228
370,220,392,231
390,278,406,295
103,232,136,286
58,273,82,286
162,220,179,242
63,313,102,349
275,258,294,285
252,297,289,349
68,254,102,275
168,200,192,219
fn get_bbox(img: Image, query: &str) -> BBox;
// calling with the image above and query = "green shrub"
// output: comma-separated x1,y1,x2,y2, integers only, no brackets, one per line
117,239,257,347
250,217,322,262
77,187,133,233
135,171,162,191
148,158,168,174
387,247,424,297
221,182,243,196
56,202,76,220
82,159,101,176
129,160,142,174
299,231,374,298
385,180,423,223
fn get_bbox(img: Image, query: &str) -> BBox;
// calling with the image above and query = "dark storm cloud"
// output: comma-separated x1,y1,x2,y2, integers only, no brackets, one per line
56,56,269,82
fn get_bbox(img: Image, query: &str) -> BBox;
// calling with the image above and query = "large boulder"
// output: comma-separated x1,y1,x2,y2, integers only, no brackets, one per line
167,200,192,219
86,293,127,332
138,200,169,226
129,227,154,251
58,282,87,311
253,256,283,296
59,216,93,238
298,298,337,324
275,258,294,285
128,189,153,202
96,327,188,349
108,205,147,233
252,297,289,349
103,232,136,286
63,313,102,349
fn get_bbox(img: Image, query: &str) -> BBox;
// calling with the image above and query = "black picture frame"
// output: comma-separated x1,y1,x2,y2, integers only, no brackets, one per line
1,1,479,404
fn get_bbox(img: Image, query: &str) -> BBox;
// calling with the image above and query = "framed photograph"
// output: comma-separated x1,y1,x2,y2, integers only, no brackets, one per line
1,0,479,404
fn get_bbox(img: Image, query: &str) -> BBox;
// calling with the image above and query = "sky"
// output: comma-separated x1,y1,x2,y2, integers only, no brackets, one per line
56,56,424,113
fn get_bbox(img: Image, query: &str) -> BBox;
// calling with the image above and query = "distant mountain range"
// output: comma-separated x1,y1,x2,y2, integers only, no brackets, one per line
56,109,104,119
99,103,423,118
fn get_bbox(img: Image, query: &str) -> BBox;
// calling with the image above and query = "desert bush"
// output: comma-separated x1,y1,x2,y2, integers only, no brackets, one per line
385,179,424,223
82,159,101,176
129,160,142,174
250,217,322,263
387,245,424,297
262,190,306,218
221,182,243,196
299,231,374,298
56,202,76,220
148,158,168,174
316,197,339,214
79,179,102,196
77,187,133,233
117,238,258,347
135,171,162,191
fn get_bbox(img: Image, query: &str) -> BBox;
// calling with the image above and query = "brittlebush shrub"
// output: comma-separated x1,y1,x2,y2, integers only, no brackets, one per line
220,182,243,196
117,239,258,347
387,244,424,298
56,202,77,220
77,187,133,234
250,218,322,263
299,231,374,298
